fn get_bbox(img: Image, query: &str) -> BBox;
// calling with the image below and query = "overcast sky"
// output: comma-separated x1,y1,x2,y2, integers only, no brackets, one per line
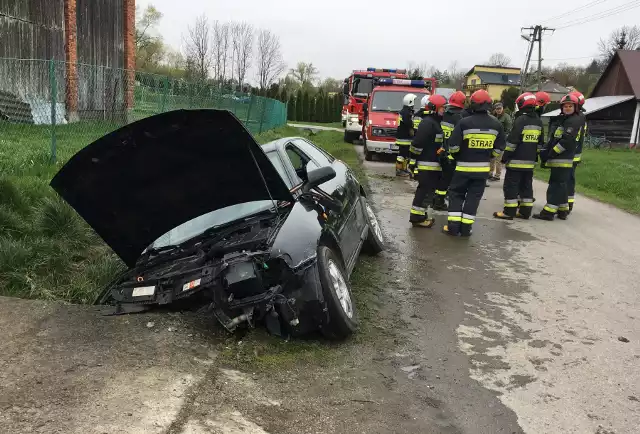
139,0,640,83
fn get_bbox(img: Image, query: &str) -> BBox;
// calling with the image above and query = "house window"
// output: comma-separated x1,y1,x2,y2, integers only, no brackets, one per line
471,79,477,85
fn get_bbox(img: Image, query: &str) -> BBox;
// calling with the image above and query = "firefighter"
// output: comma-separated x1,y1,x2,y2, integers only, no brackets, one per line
408,92,431,177
444,90,506,237
409,94,448,228
433,91,466,210
535,93,585,221
493,92,543,220
395,93,418,177
568,90,586,213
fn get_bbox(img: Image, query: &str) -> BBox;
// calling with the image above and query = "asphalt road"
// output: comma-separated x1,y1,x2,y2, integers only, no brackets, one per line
1,144,638,434
356,146,640,434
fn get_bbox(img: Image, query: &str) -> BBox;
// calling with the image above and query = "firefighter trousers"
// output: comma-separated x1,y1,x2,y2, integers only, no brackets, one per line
434,163,454,207
503,169,534,218
447,172,487,236
409,169,441,223
396,141,411,169
568,162,578,211
541,167,571,217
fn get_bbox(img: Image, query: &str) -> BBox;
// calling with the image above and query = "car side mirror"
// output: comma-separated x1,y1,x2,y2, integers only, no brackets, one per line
304,166,336,192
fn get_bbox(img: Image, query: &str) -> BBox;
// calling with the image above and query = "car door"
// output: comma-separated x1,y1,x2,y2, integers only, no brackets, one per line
284,139,365,268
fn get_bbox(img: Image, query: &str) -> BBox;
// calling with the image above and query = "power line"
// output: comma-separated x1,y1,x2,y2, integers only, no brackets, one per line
542,0,608,26
555,0,640,30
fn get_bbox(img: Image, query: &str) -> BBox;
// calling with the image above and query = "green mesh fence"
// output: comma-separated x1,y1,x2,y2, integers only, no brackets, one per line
0,58,287,164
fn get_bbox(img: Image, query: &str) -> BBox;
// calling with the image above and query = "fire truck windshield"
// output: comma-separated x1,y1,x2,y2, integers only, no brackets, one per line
370,90,428,113
352,78,374,96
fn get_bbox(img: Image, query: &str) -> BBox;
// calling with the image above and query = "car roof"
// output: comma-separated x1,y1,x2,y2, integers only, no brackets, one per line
261,136,303,152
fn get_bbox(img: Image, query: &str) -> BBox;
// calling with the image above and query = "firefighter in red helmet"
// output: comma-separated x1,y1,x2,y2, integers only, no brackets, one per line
409,94,448,228
433,91,466,211
493,92,543,220
535,91,551,115
536,93,585,221
568,90,587,213
444,89,506,236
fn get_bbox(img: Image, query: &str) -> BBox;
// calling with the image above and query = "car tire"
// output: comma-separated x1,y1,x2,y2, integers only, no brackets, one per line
342,120,347,128
317,245,358,340
344,131,353,143
362,198,385,255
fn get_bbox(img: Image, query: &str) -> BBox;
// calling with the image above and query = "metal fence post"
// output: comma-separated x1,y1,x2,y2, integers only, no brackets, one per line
161,76,169,112
49,59,57,164
245,95,255,125
258,98,268,134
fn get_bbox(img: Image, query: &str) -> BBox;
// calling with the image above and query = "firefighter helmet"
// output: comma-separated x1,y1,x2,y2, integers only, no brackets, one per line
515,92,537,110
534,91,551,107
470,89,492,111
569,90,585,107
448,91,466,109
427,94,447,113
560,93,579,106
420,94,430,109
403,93,417,108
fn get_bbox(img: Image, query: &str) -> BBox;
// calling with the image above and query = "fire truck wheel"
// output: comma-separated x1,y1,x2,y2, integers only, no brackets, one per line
364,142,373,161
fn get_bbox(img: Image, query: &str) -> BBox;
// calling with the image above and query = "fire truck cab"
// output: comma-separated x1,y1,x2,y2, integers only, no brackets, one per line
342,68,409,143
361,78,436,161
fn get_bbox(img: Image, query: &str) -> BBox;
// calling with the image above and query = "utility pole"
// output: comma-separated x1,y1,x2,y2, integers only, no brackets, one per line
520,25,555,92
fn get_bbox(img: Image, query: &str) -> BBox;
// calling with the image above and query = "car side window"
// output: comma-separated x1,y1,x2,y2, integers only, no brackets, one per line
284,144,314,183
266,151,293,189
292,139,334,167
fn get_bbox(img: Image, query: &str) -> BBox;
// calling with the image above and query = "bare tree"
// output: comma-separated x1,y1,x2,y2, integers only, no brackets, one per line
230,22,254,91
183,14,212,80
447,61,466,88
598,25,640,63
287,62,319,89
486,53,512,67
255,29,286,90
212,21,230,85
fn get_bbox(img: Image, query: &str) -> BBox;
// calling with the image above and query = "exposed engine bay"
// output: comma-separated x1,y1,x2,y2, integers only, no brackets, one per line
99,213,315,337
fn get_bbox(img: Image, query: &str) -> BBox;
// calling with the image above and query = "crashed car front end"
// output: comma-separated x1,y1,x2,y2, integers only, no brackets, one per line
99,214,324,337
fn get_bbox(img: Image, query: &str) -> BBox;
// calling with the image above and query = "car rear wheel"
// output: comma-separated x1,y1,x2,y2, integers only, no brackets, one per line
344,130,359,144
362,199,384,255
317,245,357,339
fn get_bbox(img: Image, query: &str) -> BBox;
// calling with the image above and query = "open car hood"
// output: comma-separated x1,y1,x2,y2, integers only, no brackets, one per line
50,109,293,267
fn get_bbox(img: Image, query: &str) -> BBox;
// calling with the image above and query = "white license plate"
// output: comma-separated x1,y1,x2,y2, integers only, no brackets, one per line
391,145,399,151
132,286,155,297
182,278,202,292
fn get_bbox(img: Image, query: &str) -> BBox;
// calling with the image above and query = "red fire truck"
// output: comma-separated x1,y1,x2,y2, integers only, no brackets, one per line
342,68,409,143
361,78,437,161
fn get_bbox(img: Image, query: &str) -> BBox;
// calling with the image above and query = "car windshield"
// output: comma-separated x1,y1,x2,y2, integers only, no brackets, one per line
148,200,276,249
352,78,373,96
370,90,428,113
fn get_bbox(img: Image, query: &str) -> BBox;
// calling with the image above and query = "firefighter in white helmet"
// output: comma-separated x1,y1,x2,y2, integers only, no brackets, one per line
395,93,417,177
408,94,431,177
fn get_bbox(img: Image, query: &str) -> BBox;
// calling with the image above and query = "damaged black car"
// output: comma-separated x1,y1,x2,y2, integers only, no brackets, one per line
50,109,385,339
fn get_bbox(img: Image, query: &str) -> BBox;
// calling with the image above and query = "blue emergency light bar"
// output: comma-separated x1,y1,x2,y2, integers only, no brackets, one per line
366,68,407,73
376,78,428,88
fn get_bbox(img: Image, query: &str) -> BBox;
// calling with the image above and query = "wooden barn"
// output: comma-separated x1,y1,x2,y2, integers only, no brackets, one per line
0,0,135,123
543,50,640,148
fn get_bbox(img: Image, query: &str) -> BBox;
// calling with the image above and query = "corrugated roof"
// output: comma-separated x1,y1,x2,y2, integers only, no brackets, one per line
541,95,635,117
465,65,521,76
592,50,640,98
475,71,521,85
525,80,570,94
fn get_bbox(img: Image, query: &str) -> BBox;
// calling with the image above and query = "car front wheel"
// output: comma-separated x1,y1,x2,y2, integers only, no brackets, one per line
317,245,357,339
362,198,384,255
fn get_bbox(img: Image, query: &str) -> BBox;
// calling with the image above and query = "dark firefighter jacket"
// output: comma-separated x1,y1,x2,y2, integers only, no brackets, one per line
441,107,463,151
542,112,585,168
412,114,444,172
574,109,587,162
448,111,506,177
502,108,543,171
396,105,414,143
410,108,430,157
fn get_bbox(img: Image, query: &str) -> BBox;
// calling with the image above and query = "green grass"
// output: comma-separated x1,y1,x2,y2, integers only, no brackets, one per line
534,148,640,214
288,120,344,129
0,122,365,304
